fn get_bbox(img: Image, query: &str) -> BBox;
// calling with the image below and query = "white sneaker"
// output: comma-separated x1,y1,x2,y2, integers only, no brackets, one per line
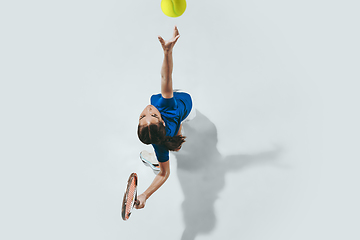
140,150,160,175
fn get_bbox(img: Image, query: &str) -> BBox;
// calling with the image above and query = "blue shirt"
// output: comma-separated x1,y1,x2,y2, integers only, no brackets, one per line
151,92,193,162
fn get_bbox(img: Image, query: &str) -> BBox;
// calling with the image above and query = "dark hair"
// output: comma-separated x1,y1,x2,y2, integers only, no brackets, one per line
137,122,186,151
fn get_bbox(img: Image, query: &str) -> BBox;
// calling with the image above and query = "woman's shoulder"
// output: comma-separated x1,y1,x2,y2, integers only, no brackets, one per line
173,91,192,101
150,93,163,106
150,93,162,101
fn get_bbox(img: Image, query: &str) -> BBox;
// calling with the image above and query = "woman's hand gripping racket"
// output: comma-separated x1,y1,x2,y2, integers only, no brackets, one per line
121,173,140,221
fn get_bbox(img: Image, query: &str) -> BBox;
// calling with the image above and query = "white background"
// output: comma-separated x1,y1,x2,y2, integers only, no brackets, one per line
1,0,359,239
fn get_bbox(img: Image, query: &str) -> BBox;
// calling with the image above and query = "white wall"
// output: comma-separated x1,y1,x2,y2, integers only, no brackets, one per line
1,0,359,239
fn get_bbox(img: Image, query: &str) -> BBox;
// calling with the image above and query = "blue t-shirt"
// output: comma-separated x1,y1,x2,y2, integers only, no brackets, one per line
151,92,193,162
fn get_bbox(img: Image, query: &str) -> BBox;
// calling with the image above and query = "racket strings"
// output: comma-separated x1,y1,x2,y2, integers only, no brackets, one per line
122,173,138,221
125,178,137,217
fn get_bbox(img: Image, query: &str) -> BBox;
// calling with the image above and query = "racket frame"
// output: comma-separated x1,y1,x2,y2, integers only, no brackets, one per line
121,173,139,221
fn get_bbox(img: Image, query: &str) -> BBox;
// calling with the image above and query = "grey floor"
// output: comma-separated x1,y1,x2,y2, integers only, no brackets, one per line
1,1,359,240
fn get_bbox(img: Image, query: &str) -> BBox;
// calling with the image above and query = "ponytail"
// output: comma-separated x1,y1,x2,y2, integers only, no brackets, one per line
162,135,186,151
137,122,186,151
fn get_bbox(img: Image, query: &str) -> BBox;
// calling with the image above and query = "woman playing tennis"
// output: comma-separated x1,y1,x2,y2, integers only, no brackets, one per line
135,26,195,209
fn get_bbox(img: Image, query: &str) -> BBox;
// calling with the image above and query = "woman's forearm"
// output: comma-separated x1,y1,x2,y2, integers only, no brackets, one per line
161,50,173,98
143,172,170,200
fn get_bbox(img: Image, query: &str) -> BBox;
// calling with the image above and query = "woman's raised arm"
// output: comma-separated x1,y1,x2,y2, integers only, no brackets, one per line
158,26,180,99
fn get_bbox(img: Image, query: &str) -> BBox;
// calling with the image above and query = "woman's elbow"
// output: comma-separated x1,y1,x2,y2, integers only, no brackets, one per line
158,161,170,179
159,169,170,179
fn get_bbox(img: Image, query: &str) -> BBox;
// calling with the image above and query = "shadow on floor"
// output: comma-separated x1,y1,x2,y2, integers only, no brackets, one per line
173,110,282,240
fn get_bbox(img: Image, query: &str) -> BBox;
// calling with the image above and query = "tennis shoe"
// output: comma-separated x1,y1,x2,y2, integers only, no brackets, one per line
140,150,160,175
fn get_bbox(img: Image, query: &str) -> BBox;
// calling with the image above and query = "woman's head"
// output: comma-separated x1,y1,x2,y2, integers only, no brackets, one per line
137,105,186,151
138,121,166,145
138,105,166,145
138,105,165,127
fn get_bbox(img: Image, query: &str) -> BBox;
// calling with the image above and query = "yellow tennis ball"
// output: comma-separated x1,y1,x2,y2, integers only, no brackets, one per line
161,0,187,18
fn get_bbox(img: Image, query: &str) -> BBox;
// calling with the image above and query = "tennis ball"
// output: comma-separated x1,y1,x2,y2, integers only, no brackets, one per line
161,0,187,18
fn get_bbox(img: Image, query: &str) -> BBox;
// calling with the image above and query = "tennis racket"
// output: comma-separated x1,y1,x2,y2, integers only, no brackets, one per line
121,173,140,221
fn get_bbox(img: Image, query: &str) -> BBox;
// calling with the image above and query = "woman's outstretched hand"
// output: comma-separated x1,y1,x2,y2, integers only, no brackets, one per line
135,193,146,209
158,26,180,52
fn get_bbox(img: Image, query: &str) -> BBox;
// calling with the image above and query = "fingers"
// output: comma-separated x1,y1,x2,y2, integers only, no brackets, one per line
158,26,180,50
134,197,145,209
173,26,180,43
158,35,165,46
173,35,180,44
135,202,144,209
174,25,179,37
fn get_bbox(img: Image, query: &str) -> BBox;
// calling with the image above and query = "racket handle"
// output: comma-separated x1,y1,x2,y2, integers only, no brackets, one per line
135,199,140,206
